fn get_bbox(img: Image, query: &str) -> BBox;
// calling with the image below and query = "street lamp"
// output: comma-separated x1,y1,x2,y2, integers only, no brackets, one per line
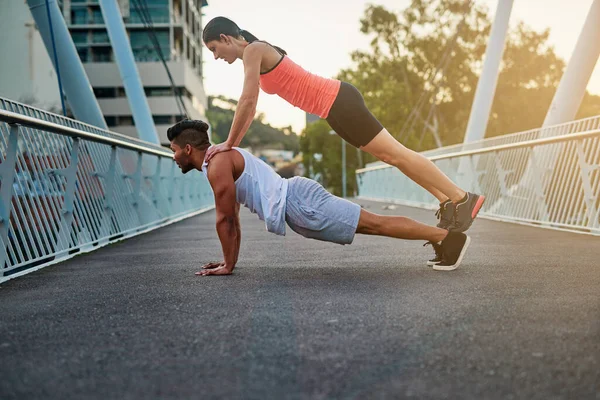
329,130,346,198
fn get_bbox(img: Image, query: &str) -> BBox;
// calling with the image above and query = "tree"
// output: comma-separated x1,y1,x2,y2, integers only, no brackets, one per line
205,95,299,152
337,1,492,152
577,93,600,120
300,120,360,196
301,0,600,187
485,23,565,137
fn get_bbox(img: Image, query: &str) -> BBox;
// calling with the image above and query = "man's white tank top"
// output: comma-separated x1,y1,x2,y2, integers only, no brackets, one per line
202,147,288,235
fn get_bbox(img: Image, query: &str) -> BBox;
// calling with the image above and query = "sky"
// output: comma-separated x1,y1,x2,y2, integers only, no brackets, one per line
201,0,600,134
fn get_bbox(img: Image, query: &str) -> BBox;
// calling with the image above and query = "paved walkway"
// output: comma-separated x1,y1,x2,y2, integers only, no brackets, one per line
1,200,599,399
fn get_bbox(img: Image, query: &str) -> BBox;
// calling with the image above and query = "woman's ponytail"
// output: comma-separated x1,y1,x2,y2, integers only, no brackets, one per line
203,17,287,55
239,29,258,43
240,29,287,55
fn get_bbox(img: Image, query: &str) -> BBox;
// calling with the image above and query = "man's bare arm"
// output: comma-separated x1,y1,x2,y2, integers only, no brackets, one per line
234,203,241,264
200,153,240,276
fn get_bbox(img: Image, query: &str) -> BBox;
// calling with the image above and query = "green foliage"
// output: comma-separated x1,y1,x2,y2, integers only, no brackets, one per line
300,120,361,196
301,0,600,188
205,95,299,152
339,0,492,151
577,93,600,120
485,23,565,136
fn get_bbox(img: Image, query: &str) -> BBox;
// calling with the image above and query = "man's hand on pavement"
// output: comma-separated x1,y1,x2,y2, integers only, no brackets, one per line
200,261,224,270
195,264,233,276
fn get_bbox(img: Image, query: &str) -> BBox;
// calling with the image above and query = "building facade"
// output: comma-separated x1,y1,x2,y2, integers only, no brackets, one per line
0,1,62,111
61,0,209,144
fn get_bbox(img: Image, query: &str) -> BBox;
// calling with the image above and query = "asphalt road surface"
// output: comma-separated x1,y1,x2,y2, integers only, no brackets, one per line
1,200,599,400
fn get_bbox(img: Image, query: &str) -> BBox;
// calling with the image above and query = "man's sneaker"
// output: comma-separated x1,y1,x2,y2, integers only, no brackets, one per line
433,232,471,271
450,192,486,233
436,200,455,229
423,241,443,266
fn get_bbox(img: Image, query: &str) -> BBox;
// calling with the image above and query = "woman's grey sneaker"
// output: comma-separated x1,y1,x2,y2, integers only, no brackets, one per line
423,241,443,266
436,200,455,229
450,192,486,233
433,232,471,271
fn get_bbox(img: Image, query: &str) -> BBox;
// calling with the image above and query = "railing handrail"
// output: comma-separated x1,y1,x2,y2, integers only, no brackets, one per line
0,109,172,158
357,128,600,174
1,96,169,146
427,113,600,150
364,114,600,169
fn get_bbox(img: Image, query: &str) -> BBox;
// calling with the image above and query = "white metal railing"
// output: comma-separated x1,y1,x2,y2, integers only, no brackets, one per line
357,120,600,235
365,114,600,169
0,102,214,282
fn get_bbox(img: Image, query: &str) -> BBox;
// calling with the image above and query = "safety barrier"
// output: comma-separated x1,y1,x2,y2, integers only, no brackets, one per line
0,99,214,282
357,117,600,235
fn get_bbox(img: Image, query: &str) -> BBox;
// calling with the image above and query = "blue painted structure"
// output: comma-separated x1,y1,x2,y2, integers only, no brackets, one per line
26,0,108,130
98,0,160,145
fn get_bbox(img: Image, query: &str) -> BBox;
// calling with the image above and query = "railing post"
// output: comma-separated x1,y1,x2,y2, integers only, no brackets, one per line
493,153,512,202
159,160,175,215
98,145,118,239
456,155,484,196
54,138,80,253
528,148,551,222
151,156,169,217
575,140,599,228
0,125,21,271
189,175,198,205
123,152,144,225
167,161,175,206
179,175,186,208
466,155,484,195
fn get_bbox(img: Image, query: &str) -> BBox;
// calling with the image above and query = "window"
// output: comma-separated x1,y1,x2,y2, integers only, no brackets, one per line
128,13,144,24
129,31,169,49
92,48,112,62
130,31,170,62
71,8,87,25
71,31,88,45
120,116,134,126
76,48,89,62
147,7,170,23
92,30,109,44
133,49,158,62
91,9,103,24
129,1,169,23
94,88,116,98
104,116,117,127
153,115,172,125
145,87,174,97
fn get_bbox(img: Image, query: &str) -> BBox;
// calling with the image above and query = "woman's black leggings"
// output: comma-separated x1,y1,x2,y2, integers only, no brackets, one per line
325,82,384,148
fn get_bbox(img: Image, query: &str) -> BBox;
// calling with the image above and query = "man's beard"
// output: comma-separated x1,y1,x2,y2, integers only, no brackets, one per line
180,163,193,174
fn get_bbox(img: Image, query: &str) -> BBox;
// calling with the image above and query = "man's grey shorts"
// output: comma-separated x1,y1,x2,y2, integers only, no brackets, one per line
285,177,361,245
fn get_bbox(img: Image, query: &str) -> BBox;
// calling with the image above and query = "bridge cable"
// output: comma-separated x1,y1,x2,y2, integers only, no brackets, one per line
131,0,190,119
